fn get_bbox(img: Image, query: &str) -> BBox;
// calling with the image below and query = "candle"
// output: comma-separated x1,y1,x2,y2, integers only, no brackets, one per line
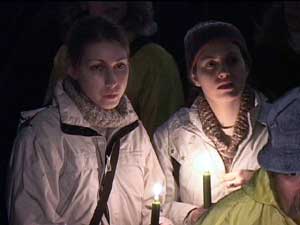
203,171,211,208
151,183,162,225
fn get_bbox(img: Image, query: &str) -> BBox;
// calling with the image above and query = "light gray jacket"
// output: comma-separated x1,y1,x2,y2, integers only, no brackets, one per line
153,90,269,225
6,81,166,225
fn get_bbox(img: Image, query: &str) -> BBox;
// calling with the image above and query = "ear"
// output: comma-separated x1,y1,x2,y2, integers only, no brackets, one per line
190,72,201,87
67,65,79,80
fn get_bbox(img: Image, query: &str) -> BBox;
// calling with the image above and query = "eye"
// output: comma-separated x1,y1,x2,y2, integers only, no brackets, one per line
114,62,128,71
90,64,105,72
204,60,217,69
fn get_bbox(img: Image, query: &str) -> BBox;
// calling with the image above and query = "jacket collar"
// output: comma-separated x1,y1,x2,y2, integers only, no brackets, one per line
54,81,92,129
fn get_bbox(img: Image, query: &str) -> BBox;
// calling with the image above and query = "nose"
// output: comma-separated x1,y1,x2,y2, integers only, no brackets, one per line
218,72,229,80
105,69,118,88
217,64,230,80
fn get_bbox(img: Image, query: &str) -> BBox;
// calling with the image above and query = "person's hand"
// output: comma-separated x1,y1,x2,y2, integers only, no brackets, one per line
186,207,209,225
222,170,255,194
159,216,174,225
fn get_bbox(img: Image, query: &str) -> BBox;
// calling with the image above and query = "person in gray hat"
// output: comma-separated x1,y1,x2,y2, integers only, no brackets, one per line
152,20,269,225
196,87,300,225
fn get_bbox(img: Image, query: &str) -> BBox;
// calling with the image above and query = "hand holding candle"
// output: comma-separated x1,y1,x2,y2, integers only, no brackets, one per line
151,183,162,225
222,170,255,194
203,171,211,208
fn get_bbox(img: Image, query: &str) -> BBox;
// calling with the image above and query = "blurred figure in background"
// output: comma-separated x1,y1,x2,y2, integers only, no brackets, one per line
44,1,184,137
252,1,300,102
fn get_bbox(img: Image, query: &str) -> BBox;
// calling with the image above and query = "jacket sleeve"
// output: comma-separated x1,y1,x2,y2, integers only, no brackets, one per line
195,205,230,225
139,125,170,225
6,126,65,225
153,125,198,225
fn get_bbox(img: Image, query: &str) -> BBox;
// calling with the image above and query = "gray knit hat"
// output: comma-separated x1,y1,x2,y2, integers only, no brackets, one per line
184,20,251,78
258,87,300,174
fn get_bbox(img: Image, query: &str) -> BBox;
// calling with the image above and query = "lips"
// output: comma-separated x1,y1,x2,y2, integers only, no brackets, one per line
218,82,234,90
103,93,119,99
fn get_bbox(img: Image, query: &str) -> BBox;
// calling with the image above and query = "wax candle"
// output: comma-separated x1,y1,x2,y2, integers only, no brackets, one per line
151,199,160,225
203,171,211,208
151,183,162,225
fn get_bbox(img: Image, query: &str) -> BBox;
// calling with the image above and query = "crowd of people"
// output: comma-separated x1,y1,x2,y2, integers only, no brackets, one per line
2,1,300,225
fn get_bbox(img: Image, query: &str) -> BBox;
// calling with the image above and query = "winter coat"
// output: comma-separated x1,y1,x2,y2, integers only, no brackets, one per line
196,168,298,225
153,90,269,225
6,81,166,225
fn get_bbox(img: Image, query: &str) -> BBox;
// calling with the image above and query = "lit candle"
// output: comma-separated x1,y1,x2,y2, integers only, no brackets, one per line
151,183,162,225
203,171,211,208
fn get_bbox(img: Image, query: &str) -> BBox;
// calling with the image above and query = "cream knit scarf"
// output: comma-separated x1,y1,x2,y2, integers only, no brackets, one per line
63,77,137,129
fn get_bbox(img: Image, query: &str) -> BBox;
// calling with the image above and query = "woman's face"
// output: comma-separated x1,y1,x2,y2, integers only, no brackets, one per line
191,39,248,103
273,173,300,219
69,41,129,110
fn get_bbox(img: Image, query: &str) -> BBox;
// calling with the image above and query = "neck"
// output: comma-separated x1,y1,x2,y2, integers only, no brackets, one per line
206,96,241,128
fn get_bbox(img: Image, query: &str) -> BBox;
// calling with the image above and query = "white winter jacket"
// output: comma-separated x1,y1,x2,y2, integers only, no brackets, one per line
6,81,166,225
153,90,269,225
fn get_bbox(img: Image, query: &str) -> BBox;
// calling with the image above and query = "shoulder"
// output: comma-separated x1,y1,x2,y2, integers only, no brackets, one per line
125,120,152,147
26,106,59,126
18,105,61,141
253,89,269,105
154,107,193,137
11,106,65,172
133,42,176,63
129,120,148,138
200,190,256,225
139,43,168,54
252,89,272,125
13,105,61,150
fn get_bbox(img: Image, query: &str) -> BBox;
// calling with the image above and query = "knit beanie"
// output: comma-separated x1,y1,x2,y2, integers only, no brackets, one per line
184,20,252,78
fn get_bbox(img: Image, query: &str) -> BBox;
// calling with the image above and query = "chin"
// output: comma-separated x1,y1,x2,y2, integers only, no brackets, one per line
101,103,118,110
216,91,242,102
101,99,121,110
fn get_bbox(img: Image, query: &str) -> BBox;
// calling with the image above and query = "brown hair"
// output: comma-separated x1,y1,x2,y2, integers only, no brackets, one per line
66,16,129,66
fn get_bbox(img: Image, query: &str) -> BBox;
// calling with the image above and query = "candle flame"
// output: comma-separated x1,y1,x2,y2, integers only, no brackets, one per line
153,183,162,201
203,171,210,176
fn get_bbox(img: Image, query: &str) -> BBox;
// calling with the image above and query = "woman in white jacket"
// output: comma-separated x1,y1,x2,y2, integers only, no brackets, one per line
153,21,269,225
6,16,171,225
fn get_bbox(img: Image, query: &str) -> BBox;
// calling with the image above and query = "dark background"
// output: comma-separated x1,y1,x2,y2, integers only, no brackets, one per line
0,2,288,224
